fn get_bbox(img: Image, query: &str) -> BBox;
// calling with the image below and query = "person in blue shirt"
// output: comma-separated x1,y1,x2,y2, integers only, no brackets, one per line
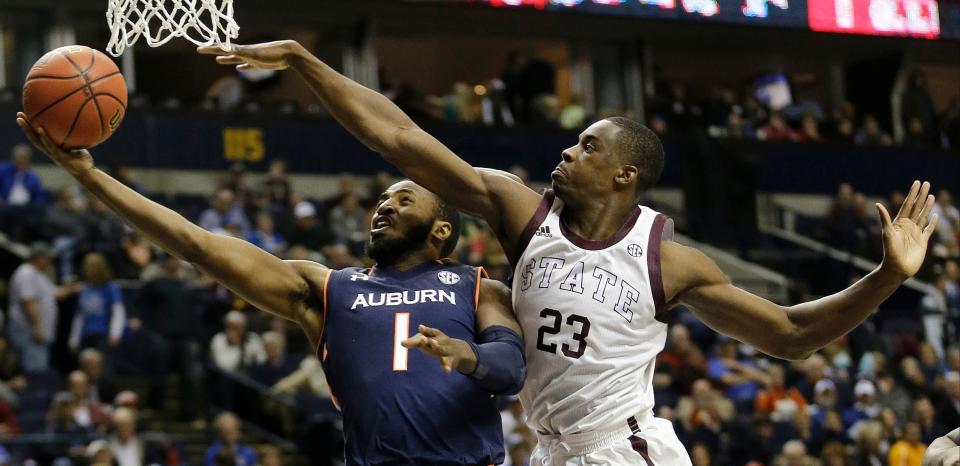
205,412,260,466
707,337,770,412
0,144,44,206
18,115,526,465
247,211,286,256
69,253,127,352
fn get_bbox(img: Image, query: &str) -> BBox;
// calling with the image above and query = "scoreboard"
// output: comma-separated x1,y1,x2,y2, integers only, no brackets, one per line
448,0,958,39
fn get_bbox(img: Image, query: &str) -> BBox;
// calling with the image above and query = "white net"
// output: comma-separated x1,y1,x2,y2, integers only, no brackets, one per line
106,0,240,57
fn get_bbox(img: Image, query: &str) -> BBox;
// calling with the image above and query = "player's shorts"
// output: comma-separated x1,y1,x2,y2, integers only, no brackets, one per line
531,413,692,466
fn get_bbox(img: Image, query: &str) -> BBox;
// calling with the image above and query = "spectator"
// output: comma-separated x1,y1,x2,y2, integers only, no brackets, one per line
0,337,25,407
8,242,76,373
854,115,893,146
199,188,251,237
67,370,109,432
480,79,516,128
327,192,368,255
899,70,937,145
797,114,822,142
757,112,797,141
676,378,734,452
834,118,855,143
273,357,329,399
843,380,882,433
87,439,115,466
888,421,926,466
657,324,708,396
774,439,817,466
260,445,283,466
941,96,960,149
108,407,167,466
935,371,960,430
852,421,885,466
79,349,117,405
707,337,769,410
249,332,299,387
903,117,931,149
875,371,912,423
930,189,959,257
755,363,808,422
262,160,291,210
913,397,946,444
726,112,755,139
0,144,44,205
690,442,713,466
287,201,334,253
44,186,88,281
900,357,930,398
47,392,89,437
210,311,266,373
820,441,848,466
559,94,586,130
247,212,286,256
69,253,127,352
204,412,259,466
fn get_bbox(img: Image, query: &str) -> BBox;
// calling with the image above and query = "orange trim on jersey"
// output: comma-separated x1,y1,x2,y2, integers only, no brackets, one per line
367,268,374,276
474,266,487,311
322,344,329,362
315,271,333,358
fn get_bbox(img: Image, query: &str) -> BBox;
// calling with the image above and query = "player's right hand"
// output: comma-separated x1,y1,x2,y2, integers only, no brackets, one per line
15,113,94,178
198,40,305,72
402,325,477,374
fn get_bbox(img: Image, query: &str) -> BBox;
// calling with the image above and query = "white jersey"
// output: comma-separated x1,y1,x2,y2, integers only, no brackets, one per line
512,191,673,435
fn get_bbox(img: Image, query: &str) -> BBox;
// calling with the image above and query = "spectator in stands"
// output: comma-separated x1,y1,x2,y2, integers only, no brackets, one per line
930,189,959,257
0,144,44,206
79,349,116,405
0,394,18,440
900,357,931,398
86,439,114,466
898,70,937,146
725,112,755,139
249,331,298,387
108,407,167,466
8,242,77,373
707,337,769,410
205,412,259,466
69,253,127,352
902,117,931,149
328,192,368,255
755,363,808,422
834,118,855,144
81,195,130,274
47,392,89,437
262,160,291,210
757,112,797,141
273,357,329,399
44,186,88,281
775,439,817,466
67,370,109,432
797,114,822,142
287,201,333,253
913,397,946,444
936,371,960,431
888,421,926,466
820,441,848,466
875,371,912,423
199,188,251,237
843,380,882,433
210,311,266,373
676,378,734,453
0,337,23,411
559,94,586,131
941,96,960,150
854,115,893,146
851,421,885,466
247,212,286,256
260,445,283,466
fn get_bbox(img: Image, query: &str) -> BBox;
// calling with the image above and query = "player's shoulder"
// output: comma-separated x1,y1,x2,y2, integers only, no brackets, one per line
660,241,727,290
479,277,511,302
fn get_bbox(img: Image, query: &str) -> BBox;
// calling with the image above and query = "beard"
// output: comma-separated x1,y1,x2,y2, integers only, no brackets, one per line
366,219,434,267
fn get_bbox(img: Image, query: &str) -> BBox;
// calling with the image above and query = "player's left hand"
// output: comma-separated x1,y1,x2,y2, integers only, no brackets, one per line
875,180,939,280
402,325,477,374
198,40,304,72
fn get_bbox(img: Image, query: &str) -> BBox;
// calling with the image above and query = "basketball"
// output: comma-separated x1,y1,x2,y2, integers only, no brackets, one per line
22,45,127,150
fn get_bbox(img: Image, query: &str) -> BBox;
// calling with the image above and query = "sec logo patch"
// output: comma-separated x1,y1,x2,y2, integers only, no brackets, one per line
438,271,461,285
627,244,643,257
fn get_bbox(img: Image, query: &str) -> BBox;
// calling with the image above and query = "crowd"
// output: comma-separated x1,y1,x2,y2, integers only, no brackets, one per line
0,132,956,465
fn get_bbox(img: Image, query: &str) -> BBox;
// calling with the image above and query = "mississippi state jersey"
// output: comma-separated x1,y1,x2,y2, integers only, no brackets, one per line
512,191,673,435
320,261,504,466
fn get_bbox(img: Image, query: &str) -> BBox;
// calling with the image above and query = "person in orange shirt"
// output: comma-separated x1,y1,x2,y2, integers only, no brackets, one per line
889,422,927,466
755,363,808,421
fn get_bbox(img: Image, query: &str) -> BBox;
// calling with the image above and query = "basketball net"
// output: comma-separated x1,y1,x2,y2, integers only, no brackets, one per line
105,0,240,57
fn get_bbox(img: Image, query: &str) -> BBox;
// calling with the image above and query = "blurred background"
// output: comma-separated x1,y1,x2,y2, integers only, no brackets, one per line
0,0,958,465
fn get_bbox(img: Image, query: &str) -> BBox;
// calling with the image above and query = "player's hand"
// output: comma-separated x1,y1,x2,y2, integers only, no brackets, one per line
402,325,477,374
198,40,304,72
15,113,94,178
875,180,938,280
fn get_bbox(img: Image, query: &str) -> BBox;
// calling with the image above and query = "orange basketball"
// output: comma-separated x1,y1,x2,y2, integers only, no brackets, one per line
22,45,128,150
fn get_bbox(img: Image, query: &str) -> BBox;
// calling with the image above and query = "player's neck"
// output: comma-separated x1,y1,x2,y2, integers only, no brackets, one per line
375,249,436,272
561,194,637,242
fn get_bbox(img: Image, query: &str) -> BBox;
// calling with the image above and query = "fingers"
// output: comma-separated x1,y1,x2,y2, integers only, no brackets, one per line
418,325,444,338
216,55,246,65
923,213,939,240
916,194,935,228
910,182,931,221
876,203,893,229
401,334,429,349
897,180,921,220
197,45,235,56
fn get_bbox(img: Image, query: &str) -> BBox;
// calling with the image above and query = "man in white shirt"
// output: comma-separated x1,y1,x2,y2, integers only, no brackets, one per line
209,311,266,373
7,243,60,372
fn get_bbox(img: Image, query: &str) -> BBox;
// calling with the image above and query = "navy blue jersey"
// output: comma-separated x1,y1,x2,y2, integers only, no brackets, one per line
320,260,504,466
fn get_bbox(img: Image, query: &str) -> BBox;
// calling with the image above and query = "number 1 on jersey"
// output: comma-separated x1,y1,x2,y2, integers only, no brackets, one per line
393,312,410,371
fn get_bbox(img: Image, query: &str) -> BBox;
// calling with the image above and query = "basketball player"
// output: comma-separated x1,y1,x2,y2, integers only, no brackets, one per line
14,114,526,466
204,41,941,465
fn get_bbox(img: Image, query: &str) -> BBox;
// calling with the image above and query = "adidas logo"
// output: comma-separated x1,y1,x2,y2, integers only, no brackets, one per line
535,226,553,237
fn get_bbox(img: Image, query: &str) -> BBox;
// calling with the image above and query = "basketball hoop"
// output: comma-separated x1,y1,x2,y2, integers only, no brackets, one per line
105,0,240,57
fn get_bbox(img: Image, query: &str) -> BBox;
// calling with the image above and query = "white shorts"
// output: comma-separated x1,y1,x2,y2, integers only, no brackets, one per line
531,414,692,466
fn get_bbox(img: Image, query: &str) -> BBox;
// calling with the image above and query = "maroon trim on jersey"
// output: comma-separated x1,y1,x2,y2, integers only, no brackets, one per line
515,190,555,262
648,214,669,323
558,205,643,251
630,435,656,466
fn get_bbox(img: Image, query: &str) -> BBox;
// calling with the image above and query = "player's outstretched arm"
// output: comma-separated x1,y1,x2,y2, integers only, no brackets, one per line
402,279,525,394
664,181,938,360
198,41,540,259
15,114,323,333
